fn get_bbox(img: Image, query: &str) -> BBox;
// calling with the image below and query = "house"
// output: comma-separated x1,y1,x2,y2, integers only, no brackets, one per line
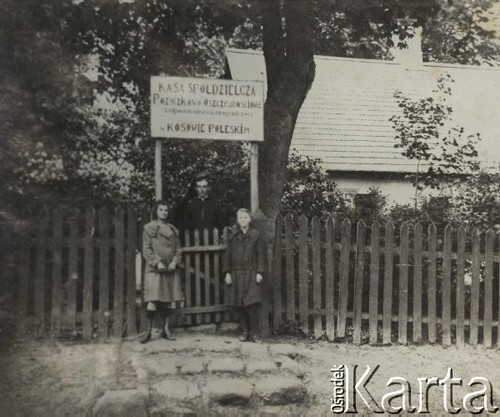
225,38,500,206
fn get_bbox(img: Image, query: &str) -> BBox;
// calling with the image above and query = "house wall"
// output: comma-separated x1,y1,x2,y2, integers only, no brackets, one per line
329,171,435,206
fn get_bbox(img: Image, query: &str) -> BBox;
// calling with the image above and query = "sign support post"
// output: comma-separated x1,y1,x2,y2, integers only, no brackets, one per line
155,139,162,201
250,142,259,212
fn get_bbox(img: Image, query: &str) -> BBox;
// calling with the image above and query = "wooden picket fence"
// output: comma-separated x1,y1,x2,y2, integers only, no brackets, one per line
1,206,236,341
271,214,500,347
3,207,500,347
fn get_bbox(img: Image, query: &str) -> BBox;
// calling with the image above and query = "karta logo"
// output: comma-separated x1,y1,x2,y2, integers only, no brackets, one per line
330,365,498,414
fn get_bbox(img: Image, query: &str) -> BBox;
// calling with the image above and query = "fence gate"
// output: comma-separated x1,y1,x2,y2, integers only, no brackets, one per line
1,206,236,341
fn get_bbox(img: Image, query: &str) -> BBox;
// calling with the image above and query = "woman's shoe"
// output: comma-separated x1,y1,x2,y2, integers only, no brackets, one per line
139,331,151,344
140,315,154,344
161,330,176,341
161,311,176,340
249,334,261,343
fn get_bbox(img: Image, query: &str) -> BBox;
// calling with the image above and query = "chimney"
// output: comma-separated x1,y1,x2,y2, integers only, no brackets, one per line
391,27,423,68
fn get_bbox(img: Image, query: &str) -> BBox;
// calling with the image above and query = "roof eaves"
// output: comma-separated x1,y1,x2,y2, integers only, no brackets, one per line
423,61,500,72
225,47,263,56
226,47,500,72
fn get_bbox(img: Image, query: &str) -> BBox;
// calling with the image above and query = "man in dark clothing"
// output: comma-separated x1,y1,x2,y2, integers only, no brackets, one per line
183,175,223,234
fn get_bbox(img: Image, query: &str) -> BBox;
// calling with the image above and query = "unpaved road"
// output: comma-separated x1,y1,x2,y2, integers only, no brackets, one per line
1,334,499,416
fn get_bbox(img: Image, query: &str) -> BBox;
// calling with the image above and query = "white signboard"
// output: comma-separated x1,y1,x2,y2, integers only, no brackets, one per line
151,76,264,141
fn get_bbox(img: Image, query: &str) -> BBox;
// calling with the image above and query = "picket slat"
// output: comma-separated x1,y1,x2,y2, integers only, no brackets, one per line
203,229,211,324
298,215,308,334
51,207,63,336
139,206,150,332
34,209,48,337
260,235,270,337
66,208,79,333
337,219,351,338
456,226,466,347
325,216,335,341
312,216,322,338
353,221,366,344
272,215,283,329
3,257,16,328
427,224,437,343
369,222,380,345
98,208,110,339
398,223,409,345
184,230,193,325
213,228,221,323
126,206,137,336
470,228,481,347
17,246,30,338
413,223,423,343
284,214,295,323
82,208,95,341
113,207,125,337
498,233,500,352
442,224,452,347
382,222,394,344
483,229,494,348
194,230,202,324
222,227,230,323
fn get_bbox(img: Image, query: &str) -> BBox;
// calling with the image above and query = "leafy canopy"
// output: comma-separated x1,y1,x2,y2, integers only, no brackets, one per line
1,0,499,215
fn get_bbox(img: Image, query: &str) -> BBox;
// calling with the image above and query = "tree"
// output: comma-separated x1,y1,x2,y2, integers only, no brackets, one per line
423,0,500,66
0,0,99,213
390,69,500,229
5,0,497,221
390,73,480,206
256,0,448,223
257,0,316,221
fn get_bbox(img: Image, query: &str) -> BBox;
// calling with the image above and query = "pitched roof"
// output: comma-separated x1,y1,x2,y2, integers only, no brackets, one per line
225,48,500,173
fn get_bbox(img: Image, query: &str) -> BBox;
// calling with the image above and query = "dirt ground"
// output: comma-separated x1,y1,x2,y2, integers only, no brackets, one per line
1,332,500,416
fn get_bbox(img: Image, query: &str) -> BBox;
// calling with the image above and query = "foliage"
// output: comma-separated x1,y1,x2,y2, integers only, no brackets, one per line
342,188,389,226
391,73,480,197
351,186,500,233
388,195,459,230
423,0,500,65
281,150,347,218
0,0,98,213
312,0,439,59
390,67,500,231
451,171,500,229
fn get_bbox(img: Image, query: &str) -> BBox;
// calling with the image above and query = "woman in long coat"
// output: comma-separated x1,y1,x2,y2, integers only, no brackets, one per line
141,200,184,343
223,208,266,342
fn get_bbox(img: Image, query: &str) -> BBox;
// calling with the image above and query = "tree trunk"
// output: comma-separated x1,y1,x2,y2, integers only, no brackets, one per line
258,0,316,226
